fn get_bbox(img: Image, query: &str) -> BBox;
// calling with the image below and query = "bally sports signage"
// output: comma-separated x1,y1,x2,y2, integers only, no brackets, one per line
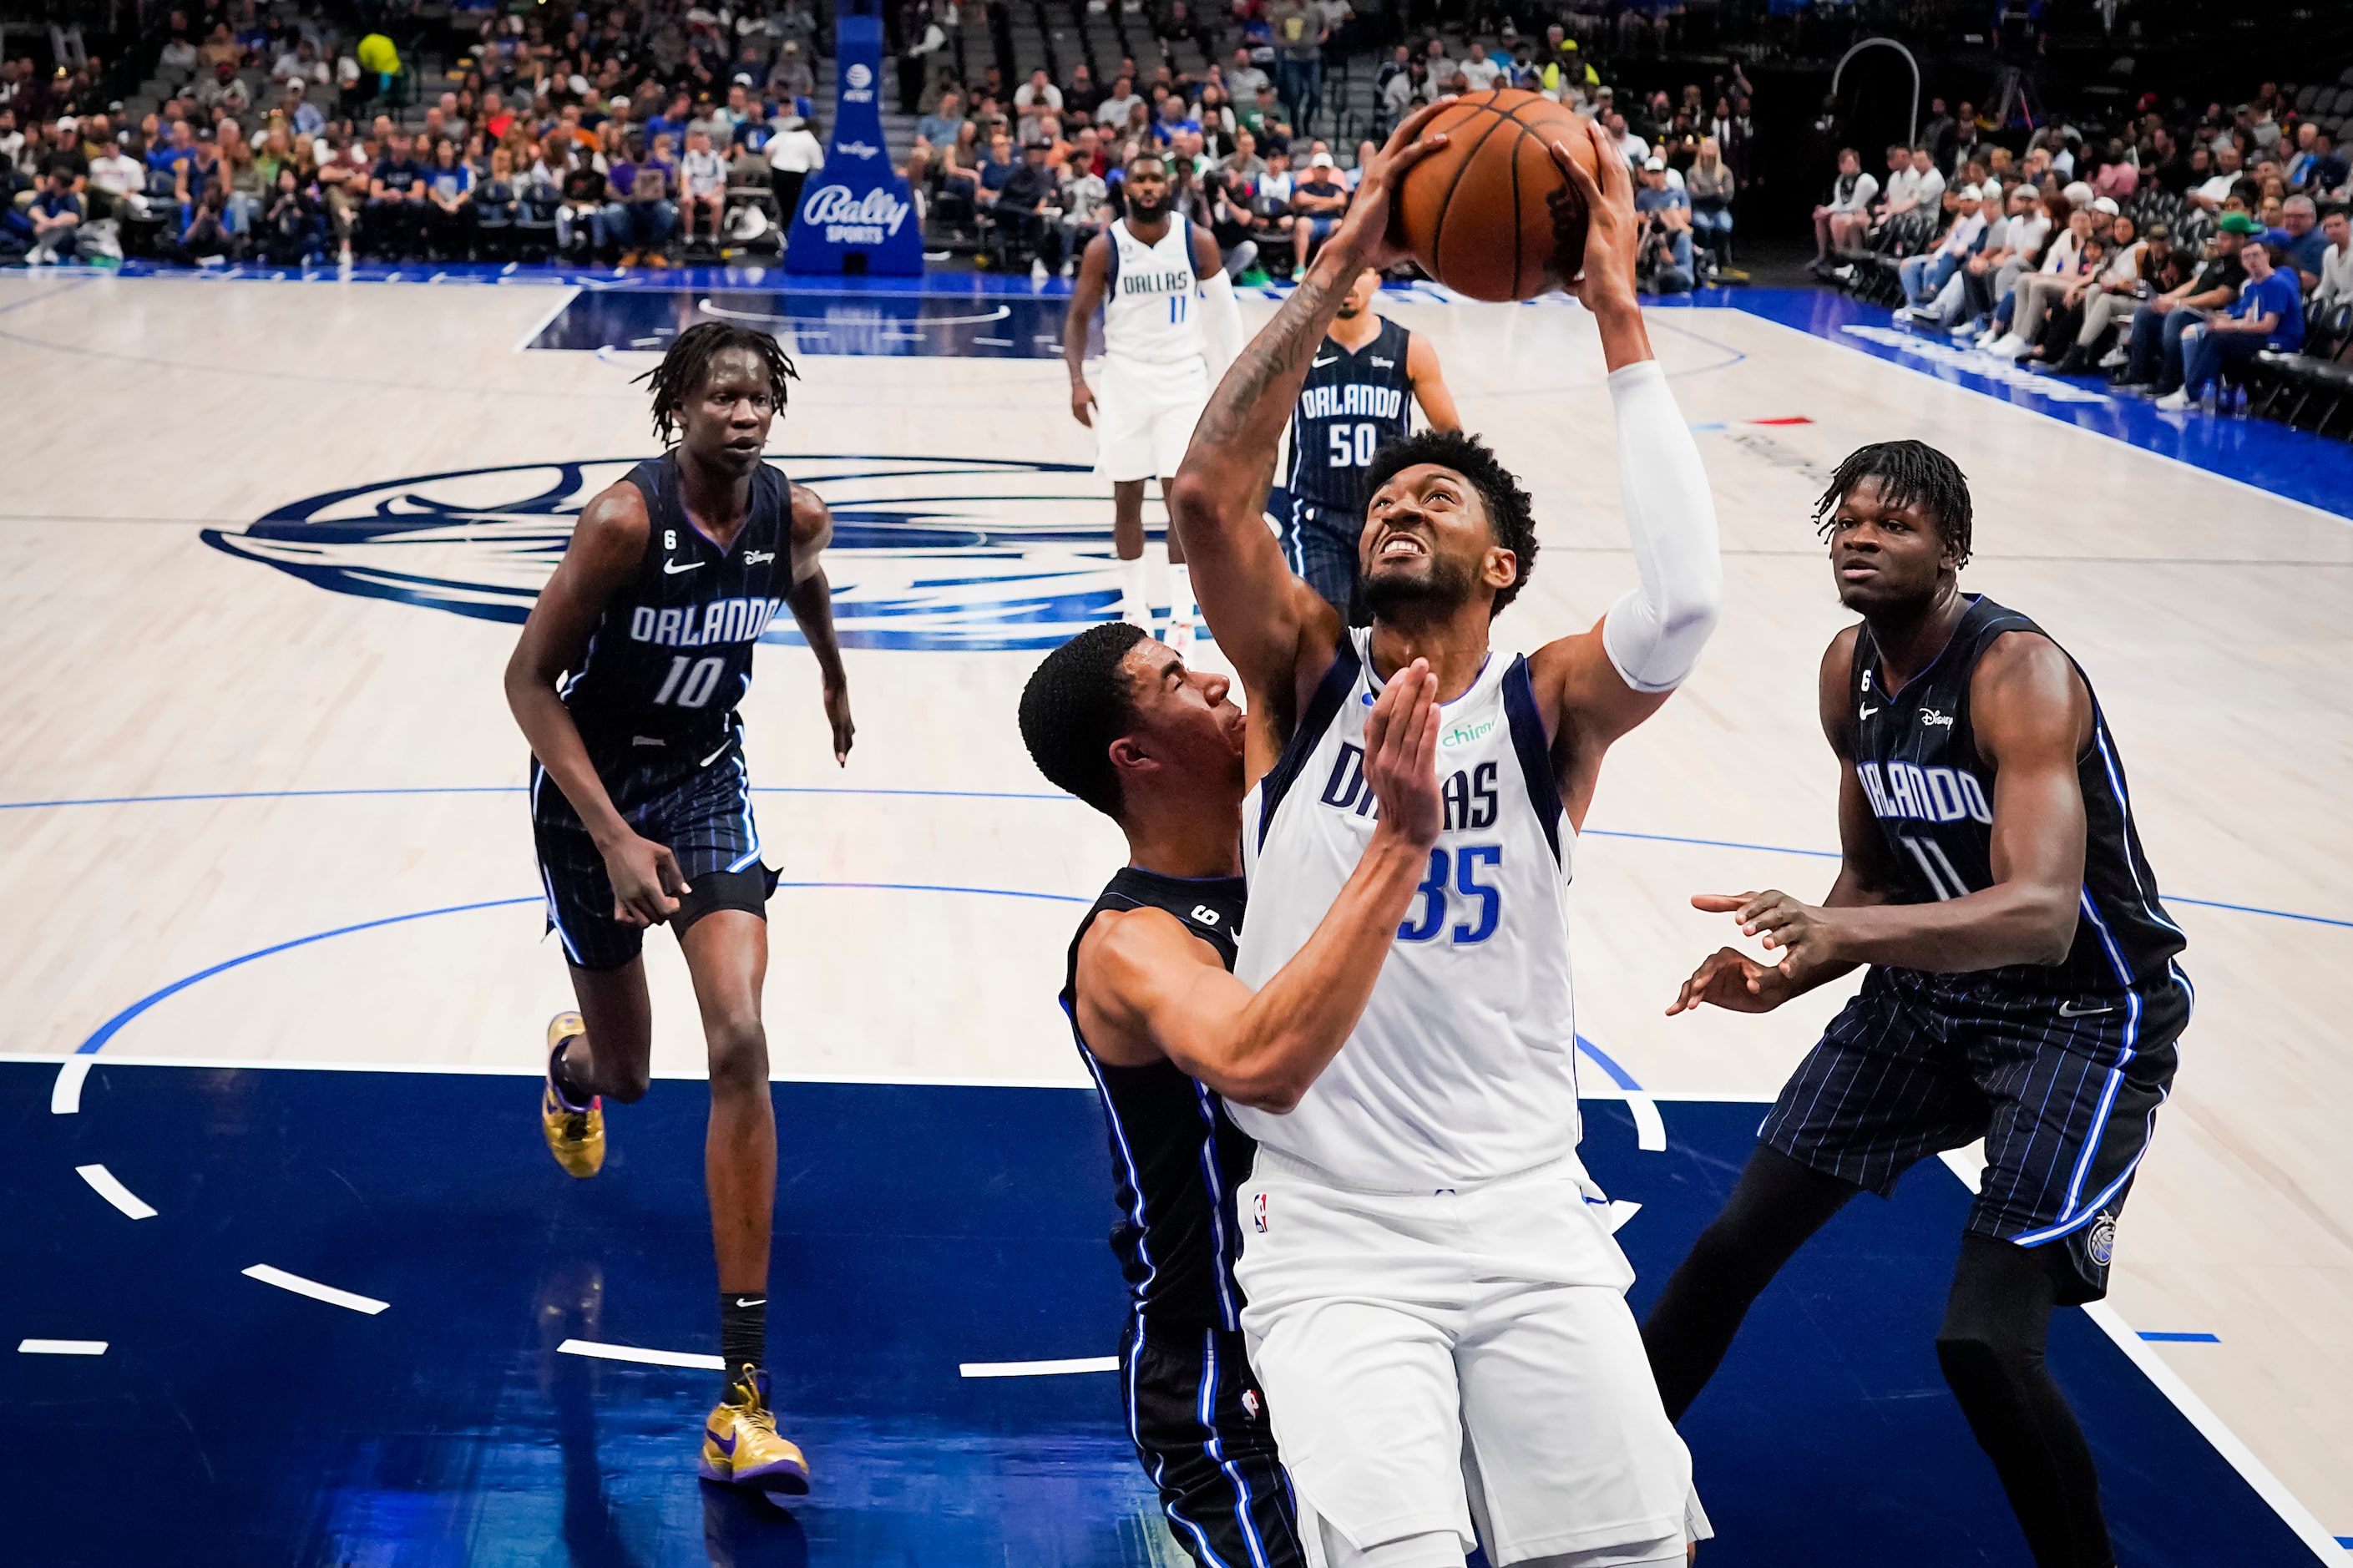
787,6,922,275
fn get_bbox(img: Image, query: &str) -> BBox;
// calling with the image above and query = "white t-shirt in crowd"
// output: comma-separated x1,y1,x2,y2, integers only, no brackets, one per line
1825,170,1878,211
89,152,143,195
1014,81,1063,115
1458,57,1502,91
682,147,728,196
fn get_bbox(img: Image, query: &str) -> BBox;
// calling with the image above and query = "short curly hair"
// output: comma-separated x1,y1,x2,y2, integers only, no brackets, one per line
1360,430,1540,615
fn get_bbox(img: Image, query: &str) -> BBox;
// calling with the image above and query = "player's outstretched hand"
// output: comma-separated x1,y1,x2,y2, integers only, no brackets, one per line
1665,945,1793,1015
822,673,855,766
1363,657,1443,847
604,832,689,927
1330,98,1454,273
1691,889,1840,983
1546,118,1640,316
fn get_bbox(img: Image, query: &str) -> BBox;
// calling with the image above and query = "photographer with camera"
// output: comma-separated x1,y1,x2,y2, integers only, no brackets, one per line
1633,154,1696,294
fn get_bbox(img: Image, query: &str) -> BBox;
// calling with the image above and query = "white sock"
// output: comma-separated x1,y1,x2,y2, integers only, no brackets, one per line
1166,561,1195,628
1119,554,1152,625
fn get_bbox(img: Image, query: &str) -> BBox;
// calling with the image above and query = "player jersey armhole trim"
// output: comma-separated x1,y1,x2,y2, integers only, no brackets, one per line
1103,220,1121,293
1501,655,1565,863
1252,638,1362,850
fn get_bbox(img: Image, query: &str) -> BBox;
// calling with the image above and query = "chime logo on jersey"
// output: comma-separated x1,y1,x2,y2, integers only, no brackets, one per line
205,454,1170,651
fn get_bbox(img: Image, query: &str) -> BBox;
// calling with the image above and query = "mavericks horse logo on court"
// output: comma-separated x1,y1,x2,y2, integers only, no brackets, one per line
204,456,1163,651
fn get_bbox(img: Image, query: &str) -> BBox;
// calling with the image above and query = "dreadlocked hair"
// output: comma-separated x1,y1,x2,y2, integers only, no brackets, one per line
634,321,800,445
1811,439,1974,569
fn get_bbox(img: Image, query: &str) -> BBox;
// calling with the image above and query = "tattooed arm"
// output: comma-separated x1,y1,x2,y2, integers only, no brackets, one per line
1166,100,1454,732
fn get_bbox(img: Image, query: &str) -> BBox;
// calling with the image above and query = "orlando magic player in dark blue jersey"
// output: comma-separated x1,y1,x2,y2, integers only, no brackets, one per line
1019,620,1448,1568
1269,265,1458,617
503,321,853,1497
1647,441,2189,1567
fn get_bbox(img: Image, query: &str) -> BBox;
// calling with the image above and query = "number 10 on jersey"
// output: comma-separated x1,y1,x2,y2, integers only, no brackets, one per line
1399,846,1502,944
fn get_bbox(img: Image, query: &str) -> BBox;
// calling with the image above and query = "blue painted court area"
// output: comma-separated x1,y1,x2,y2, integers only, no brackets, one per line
1733,287,2353,523
2,1064,2318,1565
531,284,1076,359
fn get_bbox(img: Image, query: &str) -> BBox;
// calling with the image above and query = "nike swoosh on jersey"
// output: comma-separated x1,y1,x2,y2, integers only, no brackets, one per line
2056,1001,2114,1018
1312,356,1338,367
664,559,704,574
1859,705,1880,719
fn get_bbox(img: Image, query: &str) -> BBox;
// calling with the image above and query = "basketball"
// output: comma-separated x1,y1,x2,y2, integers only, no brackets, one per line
1394,90,1598,302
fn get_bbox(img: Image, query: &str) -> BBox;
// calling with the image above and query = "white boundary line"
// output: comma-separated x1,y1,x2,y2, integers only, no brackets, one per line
18,1339,107,1355
559,1338,725,1370
74,1163,157,1219
1627,1094,1667,1150
48,1055,90,1115
1937,1151,2345,1560
510,284,584,354
959,1355,1120,1378
241,1264,389,1314
1723,307,2353,533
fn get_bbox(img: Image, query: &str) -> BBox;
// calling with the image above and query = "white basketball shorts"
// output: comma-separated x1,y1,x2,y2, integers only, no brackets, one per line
1092,356,1209,483
1234,1149,1709,1568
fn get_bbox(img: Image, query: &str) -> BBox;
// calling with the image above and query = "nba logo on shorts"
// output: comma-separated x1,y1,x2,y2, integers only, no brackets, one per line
2086,1212,2118,1267
1252,1192,1268,1233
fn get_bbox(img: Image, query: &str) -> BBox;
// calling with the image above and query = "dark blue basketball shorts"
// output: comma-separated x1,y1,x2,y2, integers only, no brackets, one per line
531,731,776,972
1123,1316,1304,1568
1268,487,1359,618
1759,963,2191,1302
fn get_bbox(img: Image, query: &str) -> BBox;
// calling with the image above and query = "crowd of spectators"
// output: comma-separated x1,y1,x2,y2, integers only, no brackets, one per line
900,15,1757,291
3,0,835,268
1811,85,2353,416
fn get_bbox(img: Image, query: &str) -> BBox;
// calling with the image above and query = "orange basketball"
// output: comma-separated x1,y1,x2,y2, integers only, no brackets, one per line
1394,91,1597,302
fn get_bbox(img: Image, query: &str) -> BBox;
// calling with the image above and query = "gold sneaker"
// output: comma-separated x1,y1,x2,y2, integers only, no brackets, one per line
698,1364,810,1496
539,1012,604,1178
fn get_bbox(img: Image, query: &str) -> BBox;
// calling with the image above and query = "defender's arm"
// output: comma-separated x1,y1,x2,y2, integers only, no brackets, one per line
1076,664,1442,1110
1404,328,1460,431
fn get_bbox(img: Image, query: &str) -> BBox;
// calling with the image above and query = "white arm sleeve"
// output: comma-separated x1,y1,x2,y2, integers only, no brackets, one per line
1598,357,1723,694
1199,267,1242,383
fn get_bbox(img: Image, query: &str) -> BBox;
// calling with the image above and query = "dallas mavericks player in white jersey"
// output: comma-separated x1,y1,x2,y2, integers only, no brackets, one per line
1168,110,1723,1568
1065,148,1243,650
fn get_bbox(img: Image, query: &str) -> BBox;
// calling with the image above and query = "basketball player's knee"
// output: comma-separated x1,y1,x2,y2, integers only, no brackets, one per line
603,1065,652,1105
705,1014,769,1097
1933,1318,2040,1410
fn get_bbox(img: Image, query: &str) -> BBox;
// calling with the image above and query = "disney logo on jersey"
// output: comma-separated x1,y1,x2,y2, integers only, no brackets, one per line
1920,707,1956,727
204,455,1178,651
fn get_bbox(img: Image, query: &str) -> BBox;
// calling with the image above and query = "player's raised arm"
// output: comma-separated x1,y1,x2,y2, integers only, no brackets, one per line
1531,119,1723,822
1167,102,1453,722
1078,660,1442,1110
503,482,689,926
783,481,853,765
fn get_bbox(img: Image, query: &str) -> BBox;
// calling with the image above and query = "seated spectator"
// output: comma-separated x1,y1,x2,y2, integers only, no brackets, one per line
1057,150,1109,279
679,127,727,248
1288,148,1348,275
1985,203,2102,356
367,129,428,258
2307,132,2349,200
2158,239,2302,410
1898,184,1987,315
976,129,1019,206
2278,196,2327,291
1013,68,1062,129
2057,219,2182,376
1096,75,1143,135
915,91,964,153
26,166,82,263
605,136,676,266
2316,210,2353,311
88,136,147,220
2027,213,2139,364
1811,146,1879,271
770,43,816,115
1885,144,1946,216
2189,144,2242,213
1458,42,1503,93
1633,157,1696,293
261,162,324,262
1686,136,1734,272
556,144,611,259
167,184,236,263
2113,215,2251,392
989,137,1061,276
424,136,475,257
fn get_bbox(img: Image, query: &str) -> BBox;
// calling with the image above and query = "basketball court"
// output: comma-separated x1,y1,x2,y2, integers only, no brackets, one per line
2,265,2347,1564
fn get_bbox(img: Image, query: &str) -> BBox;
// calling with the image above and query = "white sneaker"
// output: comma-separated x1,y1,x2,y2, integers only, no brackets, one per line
1030,258,1049,282
2097,346,2129,369
1059,258,1075,279
2153,389,2192,411
1985,334,2029,358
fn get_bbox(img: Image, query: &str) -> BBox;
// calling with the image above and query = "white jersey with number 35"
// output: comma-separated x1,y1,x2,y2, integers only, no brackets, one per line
1101,215,1204,368
1233,630,1588,1193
